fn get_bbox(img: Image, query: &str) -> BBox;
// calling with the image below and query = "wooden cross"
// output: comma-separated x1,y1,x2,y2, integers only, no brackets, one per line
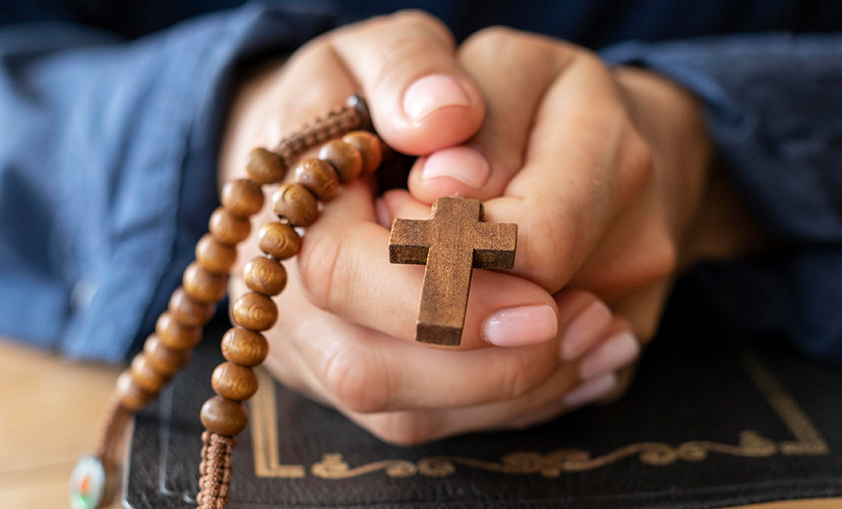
389,197,518,346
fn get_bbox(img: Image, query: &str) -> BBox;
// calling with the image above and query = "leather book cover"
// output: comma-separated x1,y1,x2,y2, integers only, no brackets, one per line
124,296,842,508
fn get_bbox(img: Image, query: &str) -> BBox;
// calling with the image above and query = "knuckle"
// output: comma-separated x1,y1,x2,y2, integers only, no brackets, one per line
463,25,518,49
496,355,540,400
388,10,454,47
623,129,654,193
367,412,433,446
321,346,392,413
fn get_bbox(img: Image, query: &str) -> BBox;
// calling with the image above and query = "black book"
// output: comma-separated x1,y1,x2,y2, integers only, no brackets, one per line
124,300,842,508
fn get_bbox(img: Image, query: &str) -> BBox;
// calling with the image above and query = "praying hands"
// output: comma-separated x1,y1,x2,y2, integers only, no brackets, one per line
220,10,759,444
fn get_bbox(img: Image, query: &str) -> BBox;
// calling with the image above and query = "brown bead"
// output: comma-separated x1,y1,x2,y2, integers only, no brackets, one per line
258,222,301,260
272,184,318,227
200,395,249,437
342,131,383,175
130,353,168,394
232,293,278,331
243,257,287,296
246,148,286,185
117,371,153,411
212,362,259,401
209,207,251,246
195,234,237,275
168,287,216,327
143,335,192,376
221,179,264,219
221,328,269,366
319,139,363,183
156,311,202,350
293,158,338,201
183,262,227,304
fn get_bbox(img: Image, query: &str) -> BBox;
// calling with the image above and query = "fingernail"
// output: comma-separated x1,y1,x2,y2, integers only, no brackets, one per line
559,300,612,361
403,74,471,122
420,147,490,190
562,371,617,408
483,305,558,347
578,331,640,381
375,198,391,229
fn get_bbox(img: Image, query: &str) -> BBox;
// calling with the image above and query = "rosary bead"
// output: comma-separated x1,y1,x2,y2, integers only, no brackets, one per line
168,287,216,327
196,234,237,275
130,353,168,394
243,257,287,296
209,207,251,246
117,371,153,411
319,139,363,183
221,328,269,366
156,311,202,350
246,148,286,185
232,292,278,331
342,131,382,175
201,395,249,437
293,158,339,201
258,222,301,260
183,262,228,304
221,179,265,219
143,335,192,376
272,184,318,227
212,362,259,401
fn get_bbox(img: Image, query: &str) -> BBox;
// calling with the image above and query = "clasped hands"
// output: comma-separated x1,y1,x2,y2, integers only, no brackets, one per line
220,11,712,445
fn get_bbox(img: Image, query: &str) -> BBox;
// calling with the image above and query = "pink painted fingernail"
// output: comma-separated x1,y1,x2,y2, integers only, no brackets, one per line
420,147,490,190
578,331,640,381
483,305,558,347
562,371,617,408
403,74,471,122
559,300,612,361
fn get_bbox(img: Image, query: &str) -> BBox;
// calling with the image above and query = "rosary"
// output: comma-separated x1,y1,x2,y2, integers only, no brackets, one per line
69,96,517,509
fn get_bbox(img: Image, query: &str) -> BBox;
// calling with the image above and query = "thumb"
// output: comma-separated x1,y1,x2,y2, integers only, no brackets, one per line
329,10,484,155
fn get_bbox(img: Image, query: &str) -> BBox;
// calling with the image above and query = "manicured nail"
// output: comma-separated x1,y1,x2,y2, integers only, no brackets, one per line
562,371,617,408
483,305,558,347
578,331,640,381
559,300,612,361
420,147,490,190
403,74,471,122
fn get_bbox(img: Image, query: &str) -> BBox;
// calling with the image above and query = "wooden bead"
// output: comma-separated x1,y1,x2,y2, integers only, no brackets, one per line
117,371,152,411
319,139,363,183
272,184,318,227
221,179,264,219
156,311,202,350
143,335,192,376
232,293,278,331
244,257,287,296
221,328,269,366
200,395,249,437
257,222,301,260
195,234,237,275
130,353,168,394
212,362,259,401
293,158,338,201
209,207,251,246
168,287,216,327
342,131,382,175
246,148,286,185
183,262,227,304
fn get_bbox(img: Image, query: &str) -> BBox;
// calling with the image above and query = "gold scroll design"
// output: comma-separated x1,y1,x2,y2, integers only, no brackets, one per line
251,351,829,480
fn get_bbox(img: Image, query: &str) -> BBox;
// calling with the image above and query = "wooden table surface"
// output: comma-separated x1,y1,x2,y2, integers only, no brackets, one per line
0,337,838,509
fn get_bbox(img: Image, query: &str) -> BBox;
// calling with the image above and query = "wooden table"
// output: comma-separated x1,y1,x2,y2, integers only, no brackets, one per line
0,337,837,509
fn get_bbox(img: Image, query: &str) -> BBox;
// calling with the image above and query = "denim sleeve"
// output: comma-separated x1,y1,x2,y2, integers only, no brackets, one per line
602,34,842,361
0,3,331,362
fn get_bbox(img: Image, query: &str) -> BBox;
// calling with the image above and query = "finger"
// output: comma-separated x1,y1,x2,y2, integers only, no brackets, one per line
610,278,673,346
296,182,559,351
408,28,567,202
482,49,653,293
329,10,484,154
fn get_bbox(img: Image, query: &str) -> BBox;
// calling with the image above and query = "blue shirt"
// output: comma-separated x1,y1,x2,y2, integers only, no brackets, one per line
1,1,840,362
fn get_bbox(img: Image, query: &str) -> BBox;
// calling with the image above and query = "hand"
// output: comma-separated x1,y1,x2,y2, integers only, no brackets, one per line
219,12,635,444
387,27,715,404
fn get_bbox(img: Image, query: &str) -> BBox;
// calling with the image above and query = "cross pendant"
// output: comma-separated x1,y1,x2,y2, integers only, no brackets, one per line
389,197,518,346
